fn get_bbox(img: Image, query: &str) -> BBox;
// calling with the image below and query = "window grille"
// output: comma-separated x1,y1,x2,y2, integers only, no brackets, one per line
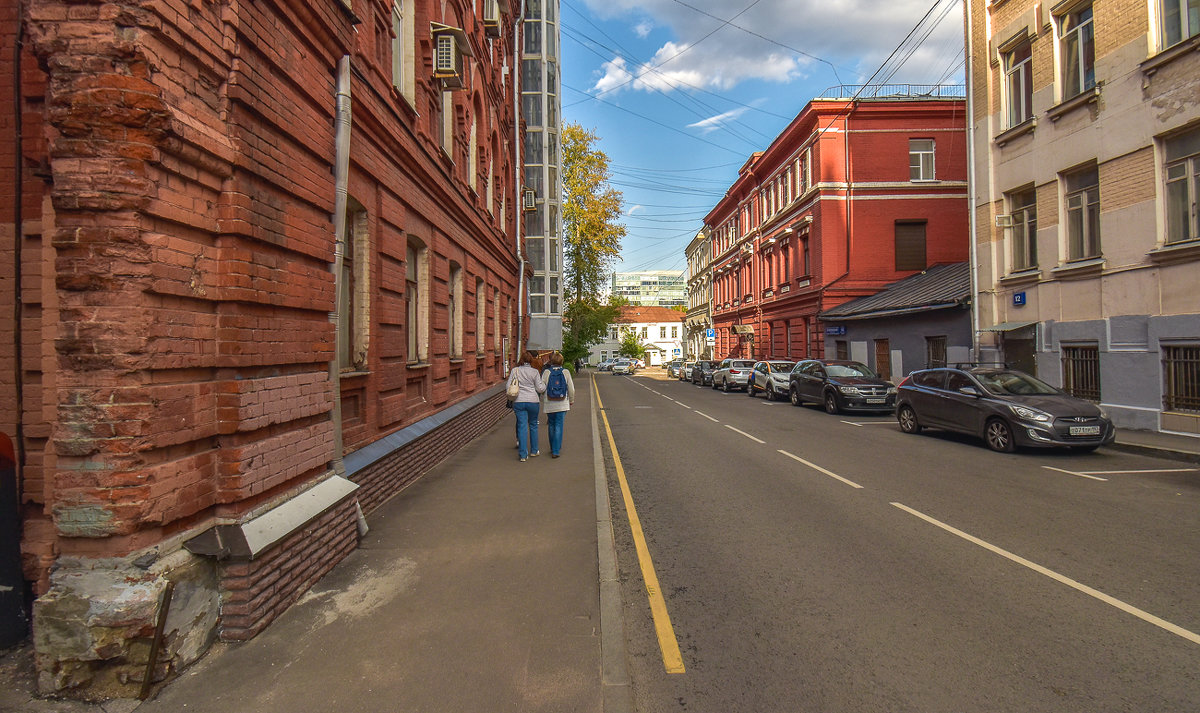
1163,345,1200,413
926,336,947,368
1062,345,1100,402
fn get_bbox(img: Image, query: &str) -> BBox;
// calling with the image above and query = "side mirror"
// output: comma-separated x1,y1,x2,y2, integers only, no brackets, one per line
958,386,980,397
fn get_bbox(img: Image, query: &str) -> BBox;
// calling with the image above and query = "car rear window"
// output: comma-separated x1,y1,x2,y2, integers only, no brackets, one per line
733,361,755,368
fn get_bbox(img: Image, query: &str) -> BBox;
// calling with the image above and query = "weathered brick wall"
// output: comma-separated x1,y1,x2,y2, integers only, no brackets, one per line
218,495,360,641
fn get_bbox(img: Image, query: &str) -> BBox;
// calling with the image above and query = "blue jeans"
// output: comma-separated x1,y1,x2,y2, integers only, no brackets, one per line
547,411,566,456
513,401,540,459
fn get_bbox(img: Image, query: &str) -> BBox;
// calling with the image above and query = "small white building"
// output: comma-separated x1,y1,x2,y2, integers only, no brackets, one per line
589,305,685,366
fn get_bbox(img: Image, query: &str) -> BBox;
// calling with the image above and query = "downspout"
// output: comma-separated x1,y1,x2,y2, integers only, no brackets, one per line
12,1,25,498
513,1,526,356
964,0,981,361
328,56,351,475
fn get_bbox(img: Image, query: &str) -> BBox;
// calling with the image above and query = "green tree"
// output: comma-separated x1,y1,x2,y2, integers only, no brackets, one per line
560,124,626,366
618,330,646,360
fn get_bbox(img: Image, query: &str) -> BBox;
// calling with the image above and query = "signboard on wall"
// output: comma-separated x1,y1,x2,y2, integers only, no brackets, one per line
825,326,846,336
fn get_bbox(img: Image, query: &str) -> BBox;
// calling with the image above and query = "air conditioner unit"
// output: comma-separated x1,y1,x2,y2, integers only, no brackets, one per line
523,189,537,211
995,214,1014,228
434,34,463,88
483,0,502,37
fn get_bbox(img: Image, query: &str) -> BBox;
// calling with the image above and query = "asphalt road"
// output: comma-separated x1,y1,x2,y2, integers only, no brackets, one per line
594,372,1200,713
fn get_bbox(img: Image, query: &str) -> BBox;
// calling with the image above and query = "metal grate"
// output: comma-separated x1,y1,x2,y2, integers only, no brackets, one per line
926,336,947,368
1062,345,1100,402
1163,345,1200,413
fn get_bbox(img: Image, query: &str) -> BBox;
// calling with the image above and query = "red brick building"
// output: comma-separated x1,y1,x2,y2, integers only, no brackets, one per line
2,0,523,695
706,90,968,366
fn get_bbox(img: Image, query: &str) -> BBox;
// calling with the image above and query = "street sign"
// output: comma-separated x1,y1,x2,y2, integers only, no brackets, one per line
825,326,846,336
1013,291,1026,306
705,328,716,344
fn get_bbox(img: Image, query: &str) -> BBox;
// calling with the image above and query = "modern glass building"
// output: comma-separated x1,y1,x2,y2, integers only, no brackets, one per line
611,270,687,308
522,0,562,349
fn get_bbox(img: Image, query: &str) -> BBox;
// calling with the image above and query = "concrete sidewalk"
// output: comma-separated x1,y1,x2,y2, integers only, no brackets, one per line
1,369,629,713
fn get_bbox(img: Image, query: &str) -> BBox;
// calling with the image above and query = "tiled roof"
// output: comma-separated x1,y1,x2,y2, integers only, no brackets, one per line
615,305,686,323
819,262,970,320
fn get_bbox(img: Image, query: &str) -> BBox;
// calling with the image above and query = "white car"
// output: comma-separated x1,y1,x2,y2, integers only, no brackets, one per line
611,359,634,375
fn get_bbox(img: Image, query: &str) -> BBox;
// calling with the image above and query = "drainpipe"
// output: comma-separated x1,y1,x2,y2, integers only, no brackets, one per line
513,1,526,356
328,56,351,475
964,1,981,361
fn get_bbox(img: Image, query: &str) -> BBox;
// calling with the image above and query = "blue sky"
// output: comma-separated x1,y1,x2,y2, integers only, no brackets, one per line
559,0,967,273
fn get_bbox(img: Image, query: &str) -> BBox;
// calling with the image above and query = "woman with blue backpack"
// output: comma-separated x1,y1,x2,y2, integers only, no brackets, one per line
540,351,576,459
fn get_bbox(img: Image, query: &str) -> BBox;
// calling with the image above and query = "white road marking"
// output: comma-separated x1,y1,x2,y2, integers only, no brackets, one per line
892,502,1200,647
694,410,719,422
841,420,895,427
778,450,864,489
725,425,765,444
1041,466,1108,482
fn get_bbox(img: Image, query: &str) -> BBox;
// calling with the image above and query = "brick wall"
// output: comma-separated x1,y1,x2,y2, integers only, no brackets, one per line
218,495,360,641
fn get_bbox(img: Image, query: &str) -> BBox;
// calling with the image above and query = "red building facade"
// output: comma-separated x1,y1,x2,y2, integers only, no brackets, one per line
706,94,968,364
2,0,523,696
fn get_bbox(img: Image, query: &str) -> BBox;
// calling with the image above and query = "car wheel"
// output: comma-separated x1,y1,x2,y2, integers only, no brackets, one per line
789,386,803,407
897,405,921,434
723,379,731,393
985,418,1016,453
765,386,775,402
823,391,840,415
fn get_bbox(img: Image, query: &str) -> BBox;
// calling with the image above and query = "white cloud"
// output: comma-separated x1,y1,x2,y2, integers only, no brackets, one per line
634,21,653,38
626,204,645,216
687,107,751,134
581,0,967,94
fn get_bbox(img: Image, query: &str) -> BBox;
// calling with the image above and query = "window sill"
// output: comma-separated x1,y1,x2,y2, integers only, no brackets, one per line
995,118,1036,147
997,267,1042,286
339,369,371,380
1148,239,1200,265
1141,34,1200,76
406,361,432,370
1050,256,1105,279
1047,85,1101,122
449,357,465,365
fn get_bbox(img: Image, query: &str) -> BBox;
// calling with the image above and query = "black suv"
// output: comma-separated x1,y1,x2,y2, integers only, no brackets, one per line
691,360,718,386
895,366,1115,453
787,359,896,414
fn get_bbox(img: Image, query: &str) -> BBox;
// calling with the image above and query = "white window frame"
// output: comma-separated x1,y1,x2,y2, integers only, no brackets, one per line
1165,126,1200,244
1008,188,1039,271
909,139,935,181
1057,4,1095,101
1063,164,1100,260
1003,39,1034,128
1159,0,1200,49
391,1,416,104
406,240,430,364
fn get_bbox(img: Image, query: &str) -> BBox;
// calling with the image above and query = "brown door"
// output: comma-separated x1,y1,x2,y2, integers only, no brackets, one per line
874,339,891,381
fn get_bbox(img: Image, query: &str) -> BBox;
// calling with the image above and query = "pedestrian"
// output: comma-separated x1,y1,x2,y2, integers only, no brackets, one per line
540,351,576,459
509,350,545,462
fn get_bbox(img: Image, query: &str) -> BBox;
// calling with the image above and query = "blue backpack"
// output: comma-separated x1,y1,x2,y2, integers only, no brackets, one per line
546,367,568,400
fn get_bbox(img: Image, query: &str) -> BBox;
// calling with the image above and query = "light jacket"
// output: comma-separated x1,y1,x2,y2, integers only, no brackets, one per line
510,364,545,403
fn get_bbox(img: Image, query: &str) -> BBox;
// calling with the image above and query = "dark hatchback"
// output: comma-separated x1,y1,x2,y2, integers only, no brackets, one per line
691,360,718,386
787,359,897,414
895,366,1115,453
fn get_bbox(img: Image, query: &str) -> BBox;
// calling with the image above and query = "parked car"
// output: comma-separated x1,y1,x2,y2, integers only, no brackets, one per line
597,359,615,372
788,359,896,414
680,361,696,381
666,360,684,378
610,359,633,374
895,366,1116,453
747,360,796,401
691,360,717,386
712,358,757,392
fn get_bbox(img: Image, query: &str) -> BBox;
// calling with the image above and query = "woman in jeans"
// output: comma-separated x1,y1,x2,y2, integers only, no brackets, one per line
509,350,546,462
540,351,576,458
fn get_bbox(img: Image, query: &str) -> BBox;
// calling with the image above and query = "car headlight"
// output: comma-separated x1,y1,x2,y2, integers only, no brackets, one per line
1009,404,1053,423
887,385,898,394
838,385,860,395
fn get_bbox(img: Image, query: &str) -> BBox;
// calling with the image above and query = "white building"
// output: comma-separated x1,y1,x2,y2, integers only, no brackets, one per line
589,305,685,367
611,270,686,308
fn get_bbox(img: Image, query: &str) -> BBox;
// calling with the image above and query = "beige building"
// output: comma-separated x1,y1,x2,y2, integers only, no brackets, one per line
685,229,713,360
970,0,1200,433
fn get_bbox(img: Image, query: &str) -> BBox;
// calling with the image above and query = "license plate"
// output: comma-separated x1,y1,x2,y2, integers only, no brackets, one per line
1069,425,1100,436
865,398,886,404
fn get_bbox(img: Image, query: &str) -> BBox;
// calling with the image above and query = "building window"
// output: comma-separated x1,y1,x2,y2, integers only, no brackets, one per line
1058,5,1095,100
449,263,463,358
1064,164,1100,260
1160,0,1200,49
800,237,810,276
1008,187,1038,270
493,288,501,351
1165,127,1200,244
475,278,486,355
641,327,648,339
1164,345,1200,413
909,139,935,181
468,116,478,193
406,240,429,363
835,340,848,360
1003,40,1033,128
672,326,678,338
926,336,947,368
391,1,415,103
340,202,370,371
660,326,667,339
1062,344,1100,402
895,221,927,271
441,91,453,155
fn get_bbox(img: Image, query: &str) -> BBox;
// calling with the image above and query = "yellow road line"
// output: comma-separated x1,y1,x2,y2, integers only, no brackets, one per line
592,378,686,674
